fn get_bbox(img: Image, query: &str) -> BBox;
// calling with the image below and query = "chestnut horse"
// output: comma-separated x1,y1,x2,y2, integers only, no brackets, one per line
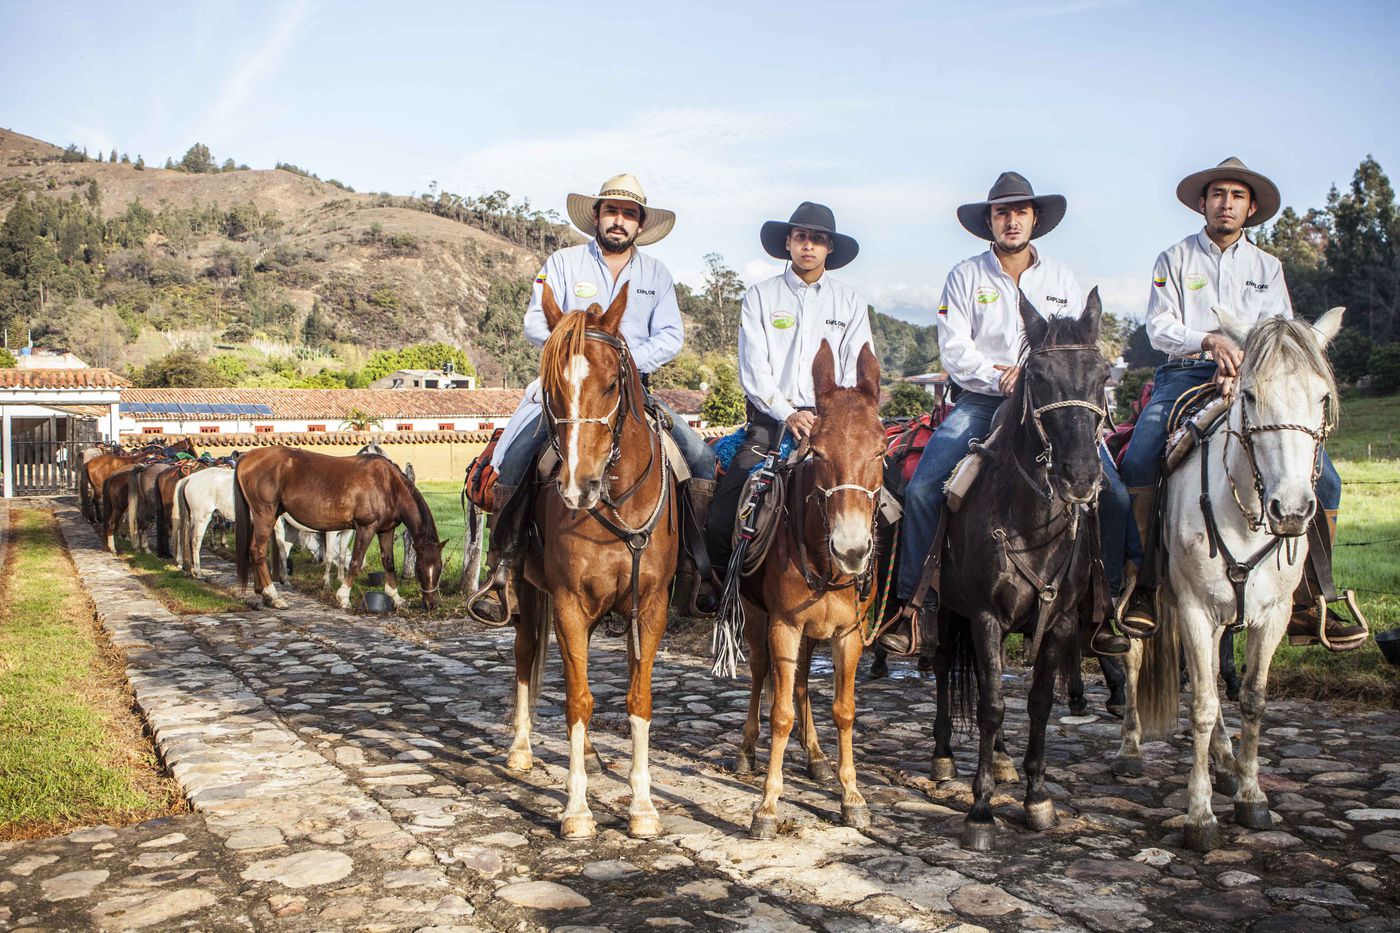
233,447,445,610
735,341,885,839
84,439,194,526
507,284,679,840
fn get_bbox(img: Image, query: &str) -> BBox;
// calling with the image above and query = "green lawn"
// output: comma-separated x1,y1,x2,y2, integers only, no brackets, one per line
124,551,248,614
0,509,180,836
1329,393,1400,461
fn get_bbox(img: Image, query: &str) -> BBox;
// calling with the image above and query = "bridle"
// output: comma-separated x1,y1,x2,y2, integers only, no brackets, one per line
1222,390,1332,533
1012,343,1108,504
790,450,882,599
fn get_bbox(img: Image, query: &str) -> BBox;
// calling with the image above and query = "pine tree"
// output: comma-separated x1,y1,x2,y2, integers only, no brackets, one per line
108,149,117,163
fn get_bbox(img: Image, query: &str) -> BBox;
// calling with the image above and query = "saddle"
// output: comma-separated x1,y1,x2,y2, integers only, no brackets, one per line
1163,383,1231,474
463,428,506,512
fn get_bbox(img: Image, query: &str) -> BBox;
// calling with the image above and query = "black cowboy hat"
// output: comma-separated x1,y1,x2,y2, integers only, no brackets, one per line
1175,157,1280,227
760,202,860,270
957,171,1067,241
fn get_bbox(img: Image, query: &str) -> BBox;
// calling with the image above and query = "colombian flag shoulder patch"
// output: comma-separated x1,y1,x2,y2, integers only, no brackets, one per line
1153,275,1166,288
937,303,948,316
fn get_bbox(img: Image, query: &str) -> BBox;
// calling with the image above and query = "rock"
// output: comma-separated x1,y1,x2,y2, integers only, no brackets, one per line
1219,871,1261,887
383,869,449,889
1179,888,1270,922
1064,858,1157,881
675,879,729,902
67,826,117,844
497,880,590,909
433,895,475,916
948,883,1035,917
583,860,638,882
319,902,366,920
226,826,285,850
137,832,187,848
241,850,354,888
1345,808,1400,822
91,889,219,929
452,846,504,878
1246,831,1302,849
1131,848,1175,867
476,831,530,849
267,894,307,918
1203,849,1253,865
6,854,59,877
41,869,108,901
1265,882,1362,908
1362,831,1400,854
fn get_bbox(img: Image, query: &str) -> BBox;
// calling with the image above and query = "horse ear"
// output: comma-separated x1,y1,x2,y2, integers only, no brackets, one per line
856,342,880,402
812,340,837,399
599,282,629,334
542,283,564,330
1311,306,1345,348
1018,290,1048,347
1212,305,1250,346
1079,287,1102,342
404,463,416,484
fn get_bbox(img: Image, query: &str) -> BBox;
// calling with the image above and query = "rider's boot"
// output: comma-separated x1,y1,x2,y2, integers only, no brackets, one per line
1091,563,1134,656
1286,509,1369,651
876,596,936,657
676,478,720,616
467,484,525,626
1118,486,1159,640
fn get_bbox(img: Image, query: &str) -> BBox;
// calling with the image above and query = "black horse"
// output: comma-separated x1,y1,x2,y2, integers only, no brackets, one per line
930,290,1112,851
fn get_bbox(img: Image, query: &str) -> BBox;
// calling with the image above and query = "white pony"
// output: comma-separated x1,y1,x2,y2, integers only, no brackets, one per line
1117,307,1344,851
173,467,235,577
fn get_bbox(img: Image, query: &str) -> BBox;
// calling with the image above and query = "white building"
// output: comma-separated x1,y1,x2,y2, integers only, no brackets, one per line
369,368,477,390
0,368,125,497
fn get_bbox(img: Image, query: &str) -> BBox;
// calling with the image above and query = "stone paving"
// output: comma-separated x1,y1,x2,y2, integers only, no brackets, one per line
1,503,1398,932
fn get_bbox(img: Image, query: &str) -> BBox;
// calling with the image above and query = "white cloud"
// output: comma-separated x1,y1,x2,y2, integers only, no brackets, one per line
194,0,314,145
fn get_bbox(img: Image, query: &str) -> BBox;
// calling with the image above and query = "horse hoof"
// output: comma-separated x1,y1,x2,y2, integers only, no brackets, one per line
265,597,289,610
1069,698,1089,717
734,752,755,776
629,814,662,838
586,752,605,775
1214,770,1240,797
749,813,778,840
960,818,996,852
808,759,836,783
841,804,871,829
1234,800,1272,830
1112,756,1143,777
992,756,1020,784
931,756,958,781
1024,799,1058,832
505,752,533,773
1183,820,1222,852
1105,700,1126,720
560,815,597,839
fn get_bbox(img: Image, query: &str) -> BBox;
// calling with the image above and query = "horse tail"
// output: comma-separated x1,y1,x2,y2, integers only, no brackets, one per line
155,477,172,558
1135,595,1180,741
234,463,252,592
127,466,143,547
173,476,189,569
527,590,551,713
946,614,978,734
80,461,93,522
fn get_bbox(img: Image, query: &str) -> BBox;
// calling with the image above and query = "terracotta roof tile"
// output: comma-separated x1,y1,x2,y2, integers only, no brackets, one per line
140,430,498,447
0,368,130,389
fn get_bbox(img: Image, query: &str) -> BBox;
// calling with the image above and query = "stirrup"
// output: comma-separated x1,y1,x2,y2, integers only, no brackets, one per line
1118,590,1158,640
466,565,516,628
1288,592,1369,652
1091,619,1130,656
875,602,919,656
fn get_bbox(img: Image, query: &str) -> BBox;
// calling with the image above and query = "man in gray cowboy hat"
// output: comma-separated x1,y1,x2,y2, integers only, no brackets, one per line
704,201,873,571
1118,157,1362,650
881,171,1136,655
469,173,717,624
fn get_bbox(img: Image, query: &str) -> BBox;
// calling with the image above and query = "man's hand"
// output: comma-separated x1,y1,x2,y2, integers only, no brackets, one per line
1202,333,1244,377
1212,370,1237,398
993,364,1021,395
785,410,817,441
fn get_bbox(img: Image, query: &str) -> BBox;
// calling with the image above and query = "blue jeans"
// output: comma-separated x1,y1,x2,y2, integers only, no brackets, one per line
497,401,716,488
896,392,1139,600
1120,359,1340,512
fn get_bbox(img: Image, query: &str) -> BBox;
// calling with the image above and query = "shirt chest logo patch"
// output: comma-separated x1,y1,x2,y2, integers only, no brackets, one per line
825,319,847,328
975,286,1000,304
1044,295,1069,306
1185,273,1208,291
574,282,599,299
770,310,796,330
1245,280,1269,292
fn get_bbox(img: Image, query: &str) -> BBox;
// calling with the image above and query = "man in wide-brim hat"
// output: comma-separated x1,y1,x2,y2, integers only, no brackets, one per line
1117,157,1364,651
705,201,874,572
468,173,716,625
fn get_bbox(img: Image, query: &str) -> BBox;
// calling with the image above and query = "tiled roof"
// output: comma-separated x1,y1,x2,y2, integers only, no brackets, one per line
0,368,130,389
136,430,499,447
123,386,709,421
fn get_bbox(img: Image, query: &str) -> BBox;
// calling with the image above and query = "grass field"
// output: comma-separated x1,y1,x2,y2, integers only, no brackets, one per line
1328,393,1400,461
0,509,182,838
124,551,248,614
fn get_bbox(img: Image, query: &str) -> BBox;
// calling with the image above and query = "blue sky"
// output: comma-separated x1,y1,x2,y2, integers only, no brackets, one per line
3,0,1398,323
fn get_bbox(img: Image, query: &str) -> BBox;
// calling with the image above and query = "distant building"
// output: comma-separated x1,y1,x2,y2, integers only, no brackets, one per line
369,367,477,390
14,347,90,370
0,368,126,497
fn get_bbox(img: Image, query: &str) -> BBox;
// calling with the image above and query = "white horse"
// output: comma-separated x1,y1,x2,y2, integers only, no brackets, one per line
273,516,358,600
1116,308,1344,852
174,467,235,577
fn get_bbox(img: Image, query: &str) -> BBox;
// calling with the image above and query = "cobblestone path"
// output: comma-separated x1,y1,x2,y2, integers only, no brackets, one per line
2,504,1398,932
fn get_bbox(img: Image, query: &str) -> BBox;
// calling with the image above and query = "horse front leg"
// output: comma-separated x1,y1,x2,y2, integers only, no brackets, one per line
249,512,288,609
624,595,669,838
189,513,210,578
1180,608,1223,851
751,620,801,839
1232,613,1286,831
1067,651,1089,716
1220,627,1242,702
378,529,403,607
931,631,958,780
831,622,869,829
736,603,768,776
554,599,596,839
507,587,545,772
337,526,374,610
1099,652,1127,719
1113,639,1145,775
796,635,834,783
961,616,1004,852
1023,627,1064,832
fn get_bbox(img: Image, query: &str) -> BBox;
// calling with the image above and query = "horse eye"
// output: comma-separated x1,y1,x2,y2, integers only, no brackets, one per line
606,380,618,393
1243,389,1256,404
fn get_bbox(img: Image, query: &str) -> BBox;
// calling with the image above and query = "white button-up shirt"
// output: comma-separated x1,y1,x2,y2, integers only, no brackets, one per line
1146,230,1293,358
523,240,684,374
937,246,1084,396
738,265,874,424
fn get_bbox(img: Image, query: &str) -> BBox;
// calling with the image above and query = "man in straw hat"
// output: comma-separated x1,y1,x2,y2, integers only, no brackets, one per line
880,172,1136,655
1117,157,1363,650
704,201,873,572
468,173,717,625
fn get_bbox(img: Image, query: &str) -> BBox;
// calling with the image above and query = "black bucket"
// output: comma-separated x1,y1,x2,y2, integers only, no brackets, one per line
363,591,394,613
1375,629,1400,667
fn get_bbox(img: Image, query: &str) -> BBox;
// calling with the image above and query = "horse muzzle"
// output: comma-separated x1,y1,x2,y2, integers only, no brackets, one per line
830,522,874,576
558,476,603,512
1265,494,1315,538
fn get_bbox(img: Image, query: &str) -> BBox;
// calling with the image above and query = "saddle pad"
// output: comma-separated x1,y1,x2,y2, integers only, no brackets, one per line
1164,395,1232,473
943,449,984,513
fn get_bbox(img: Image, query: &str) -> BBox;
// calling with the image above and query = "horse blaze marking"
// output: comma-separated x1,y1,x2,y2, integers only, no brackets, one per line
565,354,590,483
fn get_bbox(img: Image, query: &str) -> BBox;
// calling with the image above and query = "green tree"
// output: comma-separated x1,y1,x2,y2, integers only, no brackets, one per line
1326,156,1400,343
1255,206,1333,317
0,347,16,367
134,155,144,171
702,361,745,426
1369,343,1400,393
301,303,330,346
179,143,216,174
339,407,385,430
686,253,744,354
133,350,232,387
1328,329,1374,385
1114,368,1155,423
880,382,934,419
108,149,117,163
1123,323,1166,369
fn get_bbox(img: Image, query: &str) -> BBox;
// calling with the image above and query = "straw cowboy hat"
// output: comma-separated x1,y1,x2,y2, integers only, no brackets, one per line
957,171,1067,241
565,173,676,247
760,202,860,270
1176,156,1280,227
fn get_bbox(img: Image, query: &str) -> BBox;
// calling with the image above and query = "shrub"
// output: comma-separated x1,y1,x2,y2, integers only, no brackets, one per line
880,382,934,419
702,363,745,427
1114,368,1155,423
1370,343,1400,394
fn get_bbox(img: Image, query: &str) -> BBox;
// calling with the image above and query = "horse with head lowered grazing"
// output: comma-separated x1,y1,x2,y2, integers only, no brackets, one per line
505,283,680,840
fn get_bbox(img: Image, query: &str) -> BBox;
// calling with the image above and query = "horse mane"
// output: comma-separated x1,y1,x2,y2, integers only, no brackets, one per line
540,310,593,402
1243,315,1340,427
400,470,438,540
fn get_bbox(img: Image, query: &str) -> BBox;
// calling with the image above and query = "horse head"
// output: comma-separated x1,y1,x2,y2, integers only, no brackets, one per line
413,536,447,609
539,282,637,511
1016,288,1110,504
1216,305,1343,537
809,340,884,576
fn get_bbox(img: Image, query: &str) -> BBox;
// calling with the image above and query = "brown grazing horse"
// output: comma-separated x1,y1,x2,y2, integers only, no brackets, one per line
507,285,679,840
735,341,885,839
233,447,445,610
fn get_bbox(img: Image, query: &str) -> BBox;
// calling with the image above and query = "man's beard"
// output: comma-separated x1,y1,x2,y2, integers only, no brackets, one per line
1210,220,1241,238
994,236,1030,255
597,227,638,254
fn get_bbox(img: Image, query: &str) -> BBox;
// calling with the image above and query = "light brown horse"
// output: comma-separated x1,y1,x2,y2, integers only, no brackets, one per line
507,284,680,840
84,439,194,526
233,447,445,610
735,341,885,839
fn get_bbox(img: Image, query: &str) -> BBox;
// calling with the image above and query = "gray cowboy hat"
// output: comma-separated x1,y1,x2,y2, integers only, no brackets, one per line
957,171,1067,241
1175,157,1280,227
565,173,676,247
760,201,860,270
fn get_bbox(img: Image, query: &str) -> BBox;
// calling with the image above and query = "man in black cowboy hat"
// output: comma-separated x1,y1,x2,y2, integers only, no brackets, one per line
1118,157,1363,651
881,171,1137,655
704,202,873,571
